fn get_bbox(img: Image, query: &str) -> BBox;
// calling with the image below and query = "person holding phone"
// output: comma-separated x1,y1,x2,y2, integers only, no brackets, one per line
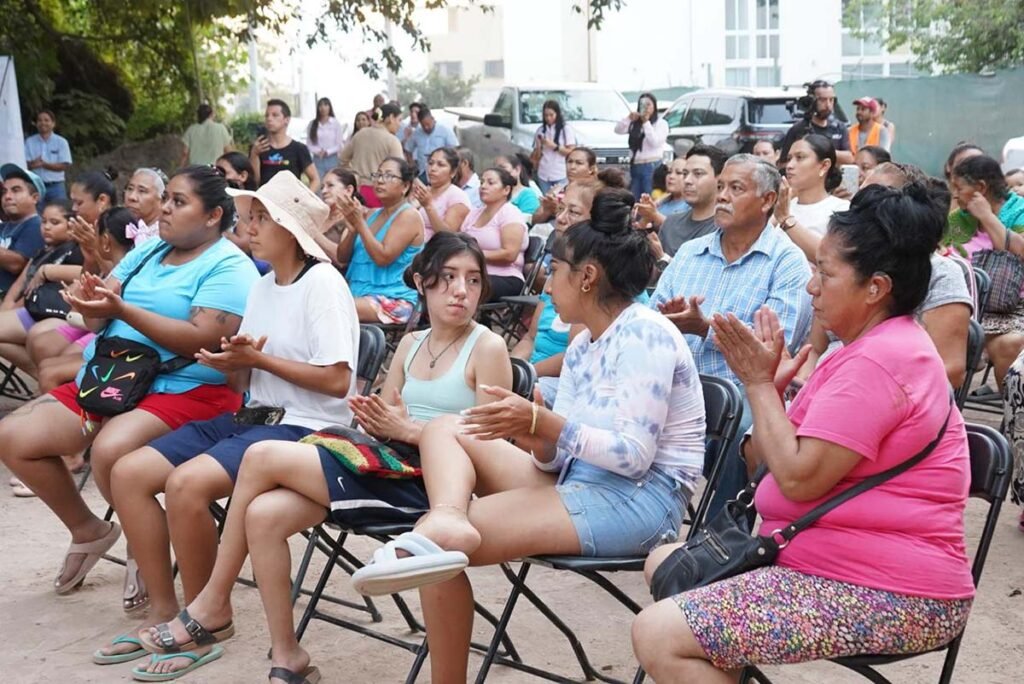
615,93,668,198
533,100,577,194
94,172,359,672
248,99,320,193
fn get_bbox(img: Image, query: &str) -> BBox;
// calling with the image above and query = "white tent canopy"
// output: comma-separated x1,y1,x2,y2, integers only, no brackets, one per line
0,56,26,168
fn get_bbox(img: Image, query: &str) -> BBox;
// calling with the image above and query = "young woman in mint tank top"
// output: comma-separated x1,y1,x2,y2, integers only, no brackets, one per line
135,232,512,683
335,156,425,325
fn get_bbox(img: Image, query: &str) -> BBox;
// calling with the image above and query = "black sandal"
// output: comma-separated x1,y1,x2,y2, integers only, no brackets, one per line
144,608,235,654
269,665,321,683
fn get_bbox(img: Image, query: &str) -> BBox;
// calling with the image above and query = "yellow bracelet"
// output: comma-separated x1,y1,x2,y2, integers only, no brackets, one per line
530,402,539,436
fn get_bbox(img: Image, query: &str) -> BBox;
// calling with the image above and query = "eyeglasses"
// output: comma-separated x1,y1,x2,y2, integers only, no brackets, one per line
370,172,402,183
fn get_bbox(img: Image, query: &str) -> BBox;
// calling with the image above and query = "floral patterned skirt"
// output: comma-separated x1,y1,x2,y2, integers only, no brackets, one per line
1001,352,1024,505
675,566,972,670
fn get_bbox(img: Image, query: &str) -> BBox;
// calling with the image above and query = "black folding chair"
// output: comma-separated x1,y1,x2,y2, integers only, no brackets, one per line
474,375,744,684
0,360,32,400
290,358,538,683
478,236,547,344
962,268,1005,417
956,318,986,409
973,266,992,318
742,422,1011,684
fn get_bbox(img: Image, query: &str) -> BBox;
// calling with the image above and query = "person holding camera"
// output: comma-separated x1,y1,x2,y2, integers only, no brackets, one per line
778,80,853,167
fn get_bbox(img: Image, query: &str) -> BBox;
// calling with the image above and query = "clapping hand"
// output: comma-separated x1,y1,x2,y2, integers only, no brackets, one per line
336,192,364,224
62,272,123,319
710,306,806,390
773,177,792,223
195,333,267,373
657,295,710,336
350,388,414,442
459,384,541,442
412,180,432,208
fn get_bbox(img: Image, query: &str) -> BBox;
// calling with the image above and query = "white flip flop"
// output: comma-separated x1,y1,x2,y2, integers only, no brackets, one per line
351,531,468,596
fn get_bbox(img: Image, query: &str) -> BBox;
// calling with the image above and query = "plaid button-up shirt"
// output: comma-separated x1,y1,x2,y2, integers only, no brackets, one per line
650,225,813,388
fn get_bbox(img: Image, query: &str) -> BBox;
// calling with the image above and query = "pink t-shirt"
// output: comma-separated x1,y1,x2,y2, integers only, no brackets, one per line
419,184,471,241
460,202,529,280
755,315,974,600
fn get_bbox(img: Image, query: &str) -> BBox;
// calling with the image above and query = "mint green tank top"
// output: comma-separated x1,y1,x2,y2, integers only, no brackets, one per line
402,324,485,423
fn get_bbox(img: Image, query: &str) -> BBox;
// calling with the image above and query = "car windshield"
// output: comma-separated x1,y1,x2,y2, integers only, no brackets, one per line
518,90,628,124
747,99,798,125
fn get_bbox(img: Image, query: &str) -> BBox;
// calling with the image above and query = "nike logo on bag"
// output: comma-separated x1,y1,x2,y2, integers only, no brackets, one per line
110,350,130,358
113,372,136,381
126,354,144,362
78,387,98,398
102,366,115,381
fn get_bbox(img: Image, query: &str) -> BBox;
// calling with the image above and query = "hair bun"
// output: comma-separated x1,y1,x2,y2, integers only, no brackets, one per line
588,188,635,236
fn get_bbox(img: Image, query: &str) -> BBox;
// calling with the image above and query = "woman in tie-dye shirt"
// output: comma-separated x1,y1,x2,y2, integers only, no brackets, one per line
350,188,706,683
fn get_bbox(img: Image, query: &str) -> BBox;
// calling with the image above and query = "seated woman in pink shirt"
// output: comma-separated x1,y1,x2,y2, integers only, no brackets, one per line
412,147,471,241
459,167,528,301
634,182,975,681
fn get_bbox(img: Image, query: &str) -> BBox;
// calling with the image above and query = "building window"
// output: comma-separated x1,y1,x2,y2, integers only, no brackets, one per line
484,60,504,79
435,61,463,78
725,0,779,88
841,63,885,80
842,0,885,57
888,61,920,77
725,68,751,87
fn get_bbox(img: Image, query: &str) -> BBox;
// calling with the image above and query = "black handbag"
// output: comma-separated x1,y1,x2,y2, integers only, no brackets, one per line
76,244,193,418
650,391,955,601
25,282,71,321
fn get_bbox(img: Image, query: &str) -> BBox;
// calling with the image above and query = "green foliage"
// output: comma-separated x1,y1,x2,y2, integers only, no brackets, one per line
842,0,1024,73
397,68,480,108
229,112,266,151
1,0,625,158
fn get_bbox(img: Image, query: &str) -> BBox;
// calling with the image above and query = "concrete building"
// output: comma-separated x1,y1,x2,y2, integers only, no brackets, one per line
424,0,921,100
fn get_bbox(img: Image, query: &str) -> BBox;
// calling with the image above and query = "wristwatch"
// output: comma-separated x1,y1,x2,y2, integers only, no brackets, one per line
780,215,798,232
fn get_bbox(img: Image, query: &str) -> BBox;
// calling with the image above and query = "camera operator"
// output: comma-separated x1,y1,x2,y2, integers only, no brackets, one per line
778,80,853,167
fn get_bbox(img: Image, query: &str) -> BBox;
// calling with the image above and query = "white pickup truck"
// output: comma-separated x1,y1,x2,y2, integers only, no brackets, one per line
448,82,672,176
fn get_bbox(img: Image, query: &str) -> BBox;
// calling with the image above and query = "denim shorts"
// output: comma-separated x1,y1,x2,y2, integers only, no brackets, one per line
555,459,689,557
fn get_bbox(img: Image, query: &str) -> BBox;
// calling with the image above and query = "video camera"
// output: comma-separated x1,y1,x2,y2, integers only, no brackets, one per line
794,79,832,120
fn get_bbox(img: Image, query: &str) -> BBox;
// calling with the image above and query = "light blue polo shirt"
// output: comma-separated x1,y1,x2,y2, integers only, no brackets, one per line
24,133,72,183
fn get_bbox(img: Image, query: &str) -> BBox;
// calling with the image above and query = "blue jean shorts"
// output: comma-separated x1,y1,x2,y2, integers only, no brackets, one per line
555,460,689,557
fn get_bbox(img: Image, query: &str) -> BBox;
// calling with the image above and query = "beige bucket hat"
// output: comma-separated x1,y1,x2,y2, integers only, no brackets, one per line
227,172,331,262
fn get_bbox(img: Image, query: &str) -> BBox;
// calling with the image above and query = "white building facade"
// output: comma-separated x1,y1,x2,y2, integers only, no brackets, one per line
425,0,920,98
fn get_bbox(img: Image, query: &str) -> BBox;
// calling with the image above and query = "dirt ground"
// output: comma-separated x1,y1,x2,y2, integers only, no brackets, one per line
1,393,1022,684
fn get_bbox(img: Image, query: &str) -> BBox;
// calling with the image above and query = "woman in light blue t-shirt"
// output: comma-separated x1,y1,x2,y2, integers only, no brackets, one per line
0,166,259,603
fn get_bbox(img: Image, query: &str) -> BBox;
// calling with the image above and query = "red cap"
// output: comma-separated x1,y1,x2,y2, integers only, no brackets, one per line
853,97,879,113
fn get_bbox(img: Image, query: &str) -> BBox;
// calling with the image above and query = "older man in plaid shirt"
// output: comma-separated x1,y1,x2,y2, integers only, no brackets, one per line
651,154,813,516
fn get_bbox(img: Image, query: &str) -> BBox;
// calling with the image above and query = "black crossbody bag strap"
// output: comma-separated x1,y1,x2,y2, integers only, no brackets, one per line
96,243,193,374
735,387,955,546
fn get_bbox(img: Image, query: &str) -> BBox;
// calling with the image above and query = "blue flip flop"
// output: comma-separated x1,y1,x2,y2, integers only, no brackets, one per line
92,634,148,665
131,646,224,681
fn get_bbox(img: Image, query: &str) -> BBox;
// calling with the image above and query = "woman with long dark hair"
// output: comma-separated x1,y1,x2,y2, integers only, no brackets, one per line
533,100,577,194
615,92,668,198
307,97,344,182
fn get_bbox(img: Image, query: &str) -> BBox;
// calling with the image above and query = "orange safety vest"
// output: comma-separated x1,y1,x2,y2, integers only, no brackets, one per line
848,122,881,153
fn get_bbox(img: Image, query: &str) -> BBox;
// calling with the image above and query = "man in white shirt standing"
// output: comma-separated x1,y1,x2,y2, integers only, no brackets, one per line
23,109,72,206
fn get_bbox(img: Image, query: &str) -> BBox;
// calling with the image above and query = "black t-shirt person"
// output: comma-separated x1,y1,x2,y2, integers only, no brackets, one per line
258,140,313,187
778,116,849,164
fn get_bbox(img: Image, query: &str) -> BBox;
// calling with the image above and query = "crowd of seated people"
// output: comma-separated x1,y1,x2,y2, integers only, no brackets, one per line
0,110,1018,684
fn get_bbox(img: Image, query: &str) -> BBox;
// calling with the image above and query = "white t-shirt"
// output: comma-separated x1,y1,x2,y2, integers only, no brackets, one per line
239,262,359,430
788,195,850,235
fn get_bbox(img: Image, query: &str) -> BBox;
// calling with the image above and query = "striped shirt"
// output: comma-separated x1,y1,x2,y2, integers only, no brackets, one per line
650,225,813,388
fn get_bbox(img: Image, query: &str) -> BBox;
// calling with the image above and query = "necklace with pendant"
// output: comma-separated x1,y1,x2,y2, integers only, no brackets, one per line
425,324,470,368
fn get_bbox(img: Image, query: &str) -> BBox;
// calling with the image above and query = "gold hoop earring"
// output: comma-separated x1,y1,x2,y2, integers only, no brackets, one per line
581,283,591,293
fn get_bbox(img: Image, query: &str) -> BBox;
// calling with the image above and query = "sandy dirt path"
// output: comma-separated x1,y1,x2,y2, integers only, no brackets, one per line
1,397,1021,683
